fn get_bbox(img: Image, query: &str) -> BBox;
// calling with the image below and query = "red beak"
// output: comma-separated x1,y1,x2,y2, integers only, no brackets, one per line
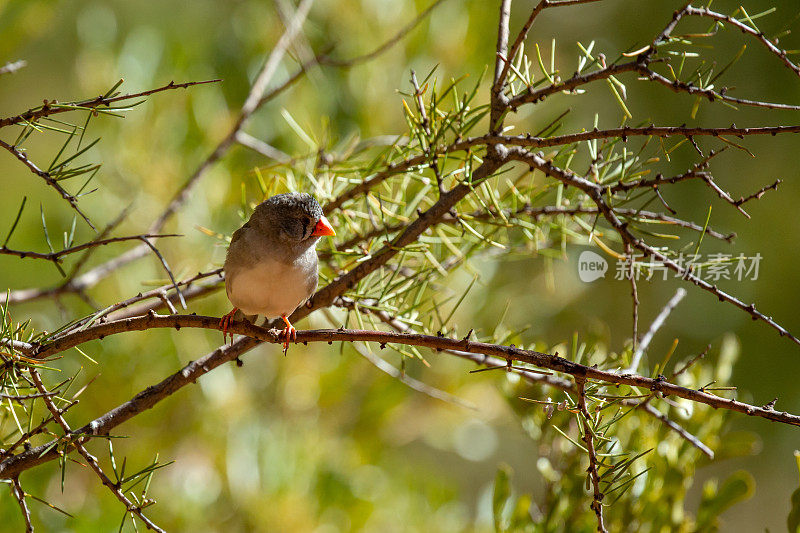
311,215,336,237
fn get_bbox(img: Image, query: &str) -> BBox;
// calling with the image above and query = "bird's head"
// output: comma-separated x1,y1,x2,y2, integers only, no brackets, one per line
252,192,335,244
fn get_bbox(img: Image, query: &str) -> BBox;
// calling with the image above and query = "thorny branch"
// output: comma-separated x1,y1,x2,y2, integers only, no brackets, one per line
2,314,798,481
28,370,164,533
77,276,716,460
487,125,800,147
0,234,179,264
0,79,220,130
10,477,33,533
576,378,607,533
0,139,95,229
683,6,800,77
334,294,715,459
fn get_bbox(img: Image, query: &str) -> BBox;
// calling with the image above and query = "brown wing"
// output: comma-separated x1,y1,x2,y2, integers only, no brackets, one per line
300,254,319,307
224,221,256,268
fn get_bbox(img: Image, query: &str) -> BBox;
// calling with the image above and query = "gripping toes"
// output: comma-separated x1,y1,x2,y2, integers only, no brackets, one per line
280,314,296,353
220,308,238,344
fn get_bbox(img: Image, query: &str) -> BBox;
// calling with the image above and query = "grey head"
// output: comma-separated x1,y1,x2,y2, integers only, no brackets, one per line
248,192,333,252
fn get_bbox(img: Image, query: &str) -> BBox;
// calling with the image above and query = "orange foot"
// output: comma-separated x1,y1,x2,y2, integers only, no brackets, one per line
219,307,238,344
280,314,296,355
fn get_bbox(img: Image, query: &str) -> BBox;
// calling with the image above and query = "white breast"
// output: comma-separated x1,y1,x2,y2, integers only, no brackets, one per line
226,253,316,317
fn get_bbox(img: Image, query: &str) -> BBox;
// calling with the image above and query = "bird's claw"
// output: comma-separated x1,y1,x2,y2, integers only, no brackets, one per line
280,314,296,355
280,325,296,355
219,308,238,345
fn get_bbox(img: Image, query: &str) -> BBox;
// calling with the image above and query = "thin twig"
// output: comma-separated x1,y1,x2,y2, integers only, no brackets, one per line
625,242,639,353
105,272,224,321
409,70,444,194
685,6,800,78
0,391,58,402
0,139,95,229
53,269,224,336
672,345,710,379
319,0,450,67
641,67,800,111
734,179,781,206
323,152,432,214
0,79,220,129
507,61,641,108
235,131,292,163
340,324,476,410
494,1,547,94
0,234,179,263
138,237,186,310
545,0,604,5
0,400,79,461
640,403,713,458
67,204,134,279
625,288,686,374
489,124,800,147
10,477,33,532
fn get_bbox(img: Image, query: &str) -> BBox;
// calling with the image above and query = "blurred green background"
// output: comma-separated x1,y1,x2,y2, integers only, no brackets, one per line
1,0,799,531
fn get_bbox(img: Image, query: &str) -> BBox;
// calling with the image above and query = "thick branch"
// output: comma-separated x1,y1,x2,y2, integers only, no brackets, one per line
487,125,800,148
11,315,800,427
3,316,794,480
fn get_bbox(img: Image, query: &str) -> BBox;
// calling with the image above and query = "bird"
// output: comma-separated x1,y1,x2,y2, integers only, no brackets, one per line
219,192,335,350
